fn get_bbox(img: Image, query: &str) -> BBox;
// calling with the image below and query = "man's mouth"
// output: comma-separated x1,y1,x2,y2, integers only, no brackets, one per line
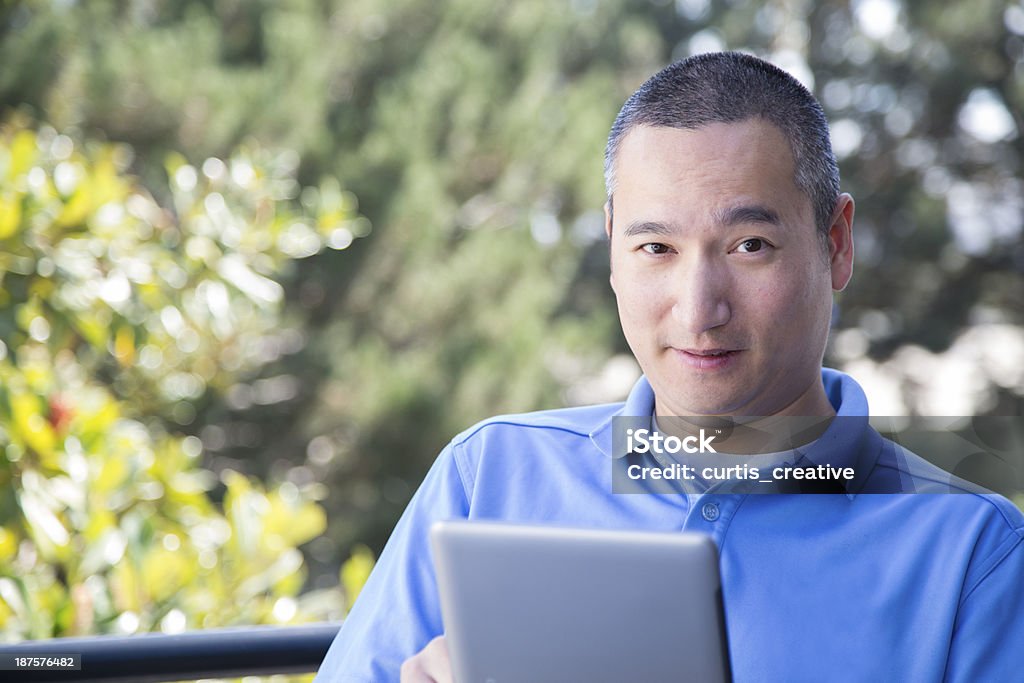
673,348,742,369
685,349,736,356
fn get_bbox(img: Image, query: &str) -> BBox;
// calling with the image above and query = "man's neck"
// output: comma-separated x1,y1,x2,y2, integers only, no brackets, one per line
653,379,836,455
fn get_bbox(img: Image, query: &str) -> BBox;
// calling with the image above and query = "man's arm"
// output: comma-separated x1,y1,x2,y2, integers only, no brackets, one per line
315,442,470,683
944,525,1024,681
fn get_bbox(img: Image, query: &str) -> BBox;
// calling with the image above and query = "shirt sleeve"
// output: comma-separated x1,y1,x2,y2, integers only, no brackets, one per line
943,526,1024,682
314,442,471,683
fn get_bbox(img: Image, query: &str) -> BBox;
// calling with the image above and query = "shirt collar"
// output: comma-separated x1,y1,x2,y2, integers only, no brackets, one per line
589,374,655,459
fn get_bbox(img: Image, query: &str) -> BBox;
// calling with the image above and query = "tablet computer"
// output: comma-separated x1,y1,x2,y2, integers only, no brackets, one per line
431,520,732,683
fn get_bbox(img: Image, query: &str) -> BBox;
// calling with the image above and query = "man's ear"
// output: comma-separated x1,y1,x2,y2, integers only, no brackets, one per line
828,193,855,292
604,199,613,240
604,199,616,291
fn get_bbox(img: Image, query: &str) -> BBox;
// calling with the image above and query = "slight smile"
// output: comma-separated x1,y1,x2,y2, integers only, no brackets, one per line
672,347,744,370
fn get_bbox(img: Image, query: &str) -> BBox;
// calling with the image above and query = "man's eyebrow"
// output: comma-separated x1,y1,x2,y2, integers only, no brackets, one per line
620,206,780,238
622,221,676,238
715,204,781,226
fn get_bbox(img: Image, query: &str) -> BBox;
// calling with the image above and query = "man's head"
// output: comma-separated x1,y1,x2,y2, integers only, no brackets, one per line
604,53,855,419
605,51,839,239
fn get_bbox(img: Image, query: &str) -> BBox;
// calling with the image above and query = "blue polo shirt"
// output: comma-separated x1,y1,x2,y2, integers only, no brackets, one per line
316,369,1024,682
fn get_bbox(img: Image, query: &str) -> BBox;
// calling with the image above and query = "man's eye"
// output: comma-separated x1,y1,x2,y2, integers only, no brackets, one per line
641,243,671,255
736,238,766,253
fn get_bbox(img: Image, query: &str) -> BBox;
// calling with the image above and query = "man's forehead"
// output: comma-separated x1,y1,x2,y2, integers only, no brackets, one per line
610,120,812,224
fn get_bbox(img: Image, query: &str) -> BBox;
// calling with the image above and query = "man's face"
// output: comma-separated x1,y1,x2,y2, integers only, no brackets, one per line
607,119,854,418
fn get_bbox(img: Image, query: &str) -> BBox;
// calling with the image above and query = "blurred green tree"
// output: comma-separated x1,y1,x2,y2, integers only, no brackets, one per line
0,117,369,638
1,0,1021,585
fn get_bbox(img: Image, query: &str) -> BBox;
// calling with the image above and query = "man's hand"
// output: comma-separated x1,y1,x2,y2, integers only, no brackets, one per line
400,635,453,682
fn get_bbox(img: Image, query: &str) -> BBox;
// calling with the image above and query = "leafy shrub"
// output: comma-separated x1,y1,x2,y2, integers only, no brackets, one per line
0,117,370,639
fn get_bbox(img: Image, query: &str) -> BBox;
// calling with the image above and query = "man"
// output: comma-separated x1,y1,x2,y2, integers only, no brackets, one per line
316,52,1024,682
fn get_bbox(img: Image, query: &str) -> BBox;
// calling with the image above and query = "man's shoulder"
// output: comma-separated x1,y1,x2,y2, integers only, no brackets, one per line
450,401,624,447
872,437,1024,532
876,438,1019,507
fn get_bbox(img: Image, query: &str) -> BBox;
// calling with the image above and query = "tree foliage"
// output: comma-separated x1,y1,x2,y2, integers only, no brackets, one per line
1,0,1022,599
0,118,367,639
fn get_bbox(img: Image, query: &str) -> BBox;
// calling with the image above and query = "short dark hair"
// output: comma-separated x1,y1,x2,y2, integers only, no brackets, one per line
604,51,839,235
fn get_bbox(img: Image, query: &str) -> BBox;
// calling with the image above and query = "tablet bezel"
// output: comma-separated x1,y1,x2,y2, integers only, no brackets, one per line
431,520,732,683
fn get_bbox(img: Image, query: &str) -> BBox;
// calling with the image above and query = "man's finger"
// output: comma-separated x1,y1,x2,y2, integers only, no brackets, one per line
400,635,452,682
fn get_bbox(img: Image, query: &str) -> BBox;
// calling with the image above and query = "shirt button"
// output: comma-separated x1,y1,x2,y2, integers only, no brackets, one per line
701,502,720,522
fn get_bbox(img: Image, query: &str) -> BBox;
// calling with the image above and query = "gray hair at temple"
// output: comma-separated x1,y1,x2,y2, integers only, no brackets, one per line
604,51,840,238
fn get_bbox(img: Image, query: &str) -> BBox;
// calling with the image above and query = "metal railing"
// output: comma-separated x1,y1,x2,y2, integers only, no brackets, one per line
0,622,340,683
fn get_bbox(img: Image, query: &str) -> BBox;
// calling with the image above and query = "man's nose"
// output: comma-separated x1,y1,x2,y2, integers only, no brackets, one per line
669,256,732,336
